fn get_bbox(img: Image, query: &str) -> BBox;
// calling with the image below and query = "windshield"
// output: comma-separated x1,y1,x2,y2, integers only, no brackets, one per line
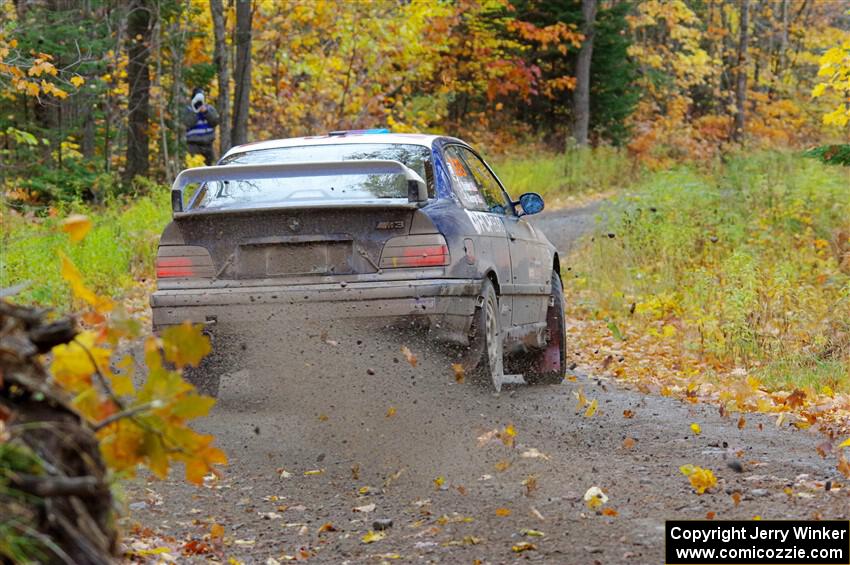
191,143,431,209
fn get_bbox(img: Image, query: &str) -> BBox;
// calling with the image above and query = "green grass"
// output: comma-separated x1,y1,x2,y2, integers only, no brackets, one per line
569,151,850,390
1,188,171,310
494,145,636,203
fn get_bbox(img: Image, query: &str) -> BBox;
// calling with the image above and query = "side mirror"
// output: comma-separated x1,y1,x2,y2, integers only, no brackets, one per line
517,192,545,216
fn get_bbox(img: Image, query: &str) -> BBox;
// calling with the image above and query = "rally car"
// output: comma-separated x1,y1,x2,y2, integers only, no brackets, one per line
151,131,565,395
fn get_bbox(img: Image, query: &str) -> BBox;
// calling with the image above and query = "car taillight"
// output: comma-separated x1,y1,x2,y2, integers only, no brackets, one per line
380,235,450,269
156,246,215,278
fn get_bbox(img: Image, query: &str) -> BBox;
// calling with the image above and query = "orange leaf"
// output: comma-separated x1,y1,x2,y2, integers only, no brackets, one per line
495,508,511,517
210,523,224,539
601,507,618,517
451,363,465,383
401,345,417,367
60,214,92,243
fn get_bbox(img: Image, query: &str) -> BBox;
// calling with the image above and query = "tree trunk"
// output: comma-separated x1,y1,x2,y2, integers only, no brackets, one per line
571,0,597,146
733,0,749,143
231,0,252,147
124,0,154,183
210,0,231,155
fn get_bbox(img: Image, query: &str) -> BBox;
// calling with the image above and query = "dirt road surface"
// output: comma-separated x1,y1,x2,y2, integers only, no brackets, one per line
127,202,847,563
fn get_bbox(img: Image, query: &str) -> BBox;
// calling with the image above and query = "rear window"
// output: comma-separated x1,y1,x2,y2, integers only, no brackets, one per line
192,143,431,210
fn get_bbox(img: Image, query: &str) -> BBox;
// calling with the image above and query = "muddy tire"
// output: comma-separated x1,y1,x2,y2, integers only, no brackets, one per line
464,278,503,391
523,271,566,386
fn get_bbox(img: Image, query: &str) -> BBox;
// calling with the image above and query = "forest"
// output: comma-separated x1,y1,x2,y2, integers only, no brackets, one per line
2,0,850,562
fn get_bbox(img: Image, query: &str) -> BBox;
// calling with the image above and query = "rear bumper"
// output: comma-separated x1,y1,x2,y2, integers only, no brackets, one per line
151,278,483,344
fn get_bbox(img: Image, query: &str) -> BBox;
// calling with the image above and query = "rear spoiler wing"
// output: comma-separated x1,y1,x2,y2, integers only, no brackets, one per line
170,160,428,215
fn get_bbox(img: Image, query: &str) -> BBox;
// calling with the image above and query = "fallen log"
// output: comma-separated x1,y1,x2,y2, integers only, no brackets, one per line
0,300,117,564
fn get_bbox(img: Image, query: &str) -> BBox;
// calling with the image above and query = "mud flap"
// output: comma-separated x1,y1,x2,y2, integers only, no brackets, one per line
493,331,524,392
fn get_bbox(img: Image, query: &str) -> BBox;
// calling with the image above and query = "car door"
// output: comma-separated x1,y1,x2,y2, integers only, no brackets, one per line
443,145,513,330
456,148,549,327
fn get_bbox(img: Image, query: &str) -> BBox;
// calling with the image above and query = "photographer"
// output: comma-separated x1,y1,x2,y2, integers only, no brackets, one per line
182,87,220,165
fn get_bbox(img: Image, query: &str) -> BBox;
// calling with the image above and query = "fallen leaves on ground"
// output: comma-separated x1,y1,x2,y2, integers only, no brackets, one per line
495,508,511,517
690,423,702,435
512,542,536,553
361,530,386,544
451,363,465,383
584,486,608,509
400,345,417,367
680,464,717,494
520,447,550,460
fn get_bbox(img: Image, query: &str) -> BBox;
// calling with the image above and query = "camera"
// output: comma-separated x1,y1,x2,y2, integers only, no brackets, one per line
191,91,205,112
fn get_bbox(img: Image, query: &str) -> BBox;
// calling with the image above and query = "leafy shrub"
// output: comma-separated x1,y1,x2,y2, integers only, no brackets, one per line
495,145,636,203
804,144,850,167
0,187,171,309
569,152,850,390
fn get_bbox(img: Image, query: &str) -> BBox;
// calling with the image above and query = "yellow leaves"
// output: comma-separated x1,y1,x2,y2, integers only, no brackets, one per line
574,387,598,417
500,423,516,447
303,469,324,476
583,486,608,510
690,423,701,435
512,542,536,553
60,214,92,243
574,387,588,409
838,437,850,449
51,331,111,393
385,406,396,418
27,58,57,77
59,252,114,313
451,363,465,383
70,75,85,88
433,476,445,489
361,530,386,544
210,523,224,540
494,460,511,472
160,322,211,369
679,464,717,494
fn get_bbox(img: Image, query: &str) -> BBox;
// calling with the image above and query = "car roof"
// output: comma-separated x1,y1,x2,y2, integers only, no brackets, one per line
223,133,450,160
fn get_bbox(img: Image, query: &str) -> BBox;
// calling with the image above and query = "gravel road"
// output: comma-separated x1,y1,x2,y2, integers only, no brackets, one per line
127,201,847,563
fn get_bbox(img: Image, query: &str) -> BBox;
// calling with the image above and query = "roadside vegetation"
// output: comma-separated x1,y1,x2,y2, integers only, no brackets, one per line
567,151,850,411
494,145,635,204
1,187,170,309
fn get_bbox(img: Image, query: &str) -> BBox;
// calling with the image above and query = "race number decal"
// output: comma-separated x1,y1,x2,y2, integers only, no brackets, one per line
466,211,506,235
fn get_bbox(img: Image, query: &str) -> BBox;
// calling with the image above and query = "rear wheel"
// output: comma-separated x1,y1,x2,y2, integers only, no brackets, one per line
523,270,566,386
464,278,503,392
